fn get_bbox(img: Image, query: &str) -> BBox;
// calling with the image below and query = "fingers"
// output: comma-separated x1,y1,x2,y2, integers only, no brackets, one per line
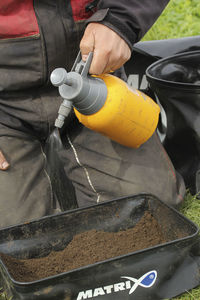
0,150,10,170
80,23,131,75
80,25,95,62
102,41,131,74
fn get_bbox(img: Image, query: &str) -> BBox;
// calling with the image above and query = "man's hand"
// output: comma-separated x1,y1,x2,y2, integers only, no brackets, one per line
0,150,10,170
80,23,131,75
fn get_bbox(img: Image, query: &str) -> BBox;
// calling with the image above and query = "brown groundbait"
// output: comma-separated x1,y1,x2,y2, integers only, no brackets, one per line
0,211,167,282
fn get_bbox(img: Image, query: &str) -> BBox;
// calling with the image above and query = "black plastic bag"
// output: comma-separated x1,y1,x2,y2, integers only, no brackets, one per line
146,50,200,194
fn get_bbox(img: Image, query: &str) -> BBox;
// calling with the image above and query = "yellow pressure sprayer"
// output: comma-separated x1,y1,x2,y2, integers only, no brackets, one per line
50,52,160,148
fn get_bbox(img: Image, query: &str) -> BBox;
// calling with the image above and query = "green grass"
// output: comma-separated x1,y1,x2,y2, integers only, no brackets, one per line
0,0,200,299
172,193,200,299
0,289,11,300
143,0,200,41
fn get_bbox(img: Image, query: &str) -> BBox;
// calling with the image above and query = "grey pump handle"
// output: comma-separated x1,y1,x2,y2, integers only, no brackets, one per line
51,51,107,128
71,51,93,77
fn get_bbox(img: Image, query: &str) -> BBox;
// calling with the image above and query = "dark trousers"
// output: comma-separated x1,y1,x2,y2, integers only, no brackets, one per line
0,84,185,228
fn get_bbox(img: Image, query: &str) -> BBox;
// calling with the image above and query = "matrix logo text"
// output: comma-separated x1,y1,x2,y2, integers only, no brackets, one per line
77,270,157,299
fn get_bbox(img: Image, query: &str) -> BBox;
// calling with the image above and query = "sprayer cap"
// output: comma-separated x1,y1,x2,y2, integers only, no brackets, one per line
50,68,68,87
51,52,107,115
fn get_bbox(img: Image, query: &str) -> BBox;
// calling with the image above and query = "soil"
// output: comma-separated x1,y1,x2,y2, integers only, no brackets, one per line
0,211,166,282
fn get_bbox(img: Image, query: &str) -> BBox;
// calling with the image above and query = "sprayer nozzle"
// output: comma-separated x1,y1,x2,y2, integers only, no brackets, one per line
55,118,64,128
54,99,73,129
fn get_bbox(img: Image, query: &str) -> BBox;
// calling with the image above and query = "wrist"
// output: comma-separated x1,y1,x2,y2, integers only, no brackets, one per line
86,9,135,51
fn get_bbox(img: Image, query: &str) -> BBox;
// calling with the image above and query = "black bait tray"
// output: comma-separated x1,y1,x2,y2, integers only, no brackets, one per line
0,194,199,300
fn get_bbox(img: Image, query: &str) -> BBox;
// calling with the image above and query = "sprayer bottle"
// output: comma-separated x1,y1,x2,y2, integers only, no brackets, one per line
50,52,160,148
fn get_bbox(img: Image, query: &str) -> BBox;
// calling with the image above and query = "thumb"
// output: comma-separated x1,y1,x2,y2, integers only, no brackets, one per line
80,26,95,61
0,150,10,170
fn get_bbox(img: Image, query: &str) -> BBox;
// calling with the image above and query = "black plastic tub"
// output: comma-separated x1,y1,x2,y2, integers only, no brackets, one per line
0,194,199,300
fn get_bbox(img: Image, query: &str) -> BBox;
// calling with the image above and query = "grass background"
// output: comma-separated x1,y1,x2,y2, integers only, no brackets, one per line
145,1,200,298
143,0,200,41
1,0,200,299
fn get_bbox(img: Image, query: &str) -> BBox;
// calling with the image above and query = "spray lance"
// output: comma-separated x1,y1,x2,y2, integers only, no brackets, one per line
50,52,160,148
